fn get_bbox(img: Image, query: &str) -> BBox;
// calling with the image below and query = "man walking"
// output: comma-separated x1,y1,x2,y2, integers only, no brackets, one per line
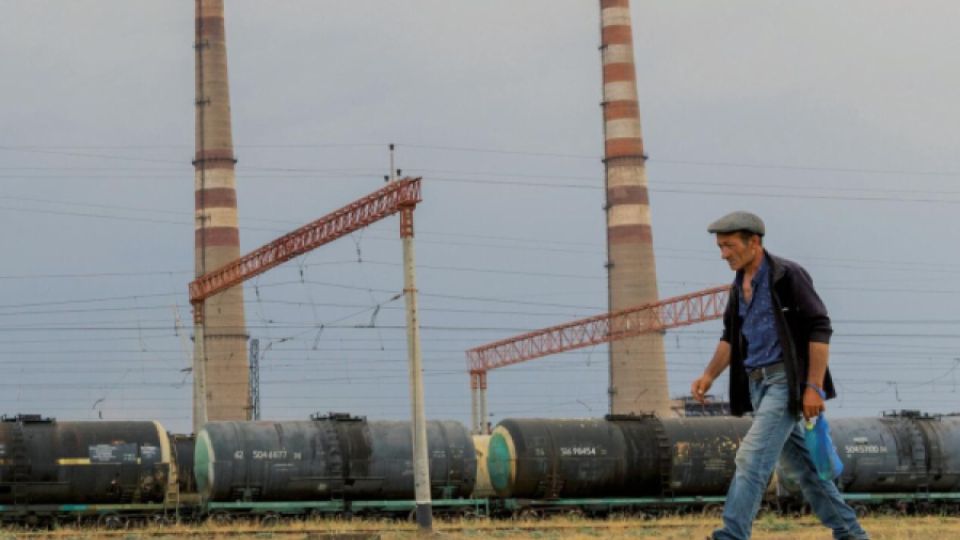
691,211,868,540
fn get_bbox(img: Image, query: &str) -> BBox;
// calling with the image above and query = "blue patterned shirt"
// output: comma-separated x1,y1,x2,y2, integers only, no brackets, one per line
738,257,783,370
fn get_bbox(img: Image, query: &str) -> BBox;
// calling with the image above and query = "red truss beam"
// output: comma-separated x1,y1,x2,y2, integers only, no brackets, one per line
466,285,730,374
190,177,422,304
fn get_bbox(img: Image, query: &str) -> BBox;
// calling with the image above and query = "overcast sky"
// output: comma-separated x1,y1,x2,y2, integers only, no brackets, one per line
1,1,959,434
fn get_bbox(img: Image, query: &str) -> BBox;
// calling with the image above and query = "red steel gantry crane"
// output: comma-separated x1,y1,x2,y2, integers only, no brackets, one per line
189,178,420,307
465,285,730,433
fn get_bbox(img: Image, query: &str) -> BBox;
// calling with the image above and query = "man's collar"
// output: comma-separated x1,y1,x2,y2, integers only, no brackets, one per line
735,250,785,289
765,250,787,283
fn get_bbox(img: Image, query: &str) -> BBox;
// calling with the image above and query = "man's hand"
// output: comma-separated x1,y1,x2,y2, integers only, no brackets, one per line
691,374,714,404
694,341,731,405
802,386,825,421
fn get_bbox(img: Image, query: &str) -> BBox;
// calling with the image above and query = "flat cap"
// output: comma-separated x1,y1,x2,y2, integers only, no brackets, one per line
707,211,765,236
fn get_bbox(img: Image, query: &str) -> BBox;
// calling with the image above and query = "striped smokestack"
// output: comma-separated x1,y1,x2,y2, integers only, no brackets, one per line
194,0,249,424
599,0,670,416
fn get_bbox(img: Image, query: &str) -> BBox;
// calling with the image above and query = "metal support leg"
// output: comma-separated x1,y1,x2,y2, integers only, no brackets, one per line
470,374,480,434
479,372,489,434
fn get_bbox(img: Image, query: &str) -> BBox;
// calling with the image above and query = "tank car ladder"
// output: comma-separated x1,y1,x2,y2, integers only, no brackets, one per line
10,420,30,506
653,418,675,500
165,466,181,519
166,489,181,520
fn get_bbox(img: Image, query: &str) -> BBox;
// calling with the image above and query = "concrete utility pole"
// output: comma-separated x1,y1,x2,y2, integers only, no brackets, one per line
192,324,208,431
193,0,249,432
400,199,433,531
598,0,670,417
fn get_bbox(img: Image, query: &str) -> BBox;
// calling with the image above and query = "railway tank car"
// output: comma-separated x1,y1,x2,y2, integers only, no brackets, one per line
0,414,173,505
195,413,476,502
487,415,751,499
778,411,960,498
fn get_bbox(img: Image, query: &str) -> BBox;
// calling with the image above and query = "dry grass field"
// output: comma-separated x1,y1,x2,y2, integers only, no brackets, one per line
2,515,959,539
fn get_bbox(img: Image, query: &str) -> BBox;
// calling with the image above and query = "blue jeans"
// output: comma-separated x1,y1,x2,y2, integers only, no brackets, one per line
713,370,868,540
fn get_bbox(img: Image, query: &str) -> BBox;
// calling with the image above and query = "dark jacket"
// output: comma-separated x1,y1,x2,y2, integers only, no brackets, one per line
722,251,836,417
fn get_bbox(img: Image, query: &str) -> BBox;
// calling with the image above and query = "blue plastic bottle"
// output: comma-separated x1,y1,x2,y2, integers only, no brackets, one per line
804,414,844,481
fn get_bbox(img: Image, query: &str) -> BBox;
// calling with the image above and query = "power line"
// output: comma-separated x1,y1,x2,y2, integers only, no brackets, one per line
650,157,960,179
6,139,960,177
0,145,184,165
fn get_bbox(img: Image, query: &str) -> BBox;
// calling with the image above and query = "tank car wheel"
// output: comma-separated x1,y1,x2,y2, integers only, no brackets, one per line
850,503,869,518
562,508,585,520
258,513,281,527
879,501,910,516
701,503,724,518
207,511,234,526
456,508,484,521
98,514,127,530
149,514,176,527
513,508,541,520
23,514,43,530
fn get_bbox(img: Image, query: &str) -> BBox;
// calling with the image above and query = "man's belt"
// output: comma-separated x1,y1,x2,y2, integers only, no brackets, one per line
748,361,785,382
